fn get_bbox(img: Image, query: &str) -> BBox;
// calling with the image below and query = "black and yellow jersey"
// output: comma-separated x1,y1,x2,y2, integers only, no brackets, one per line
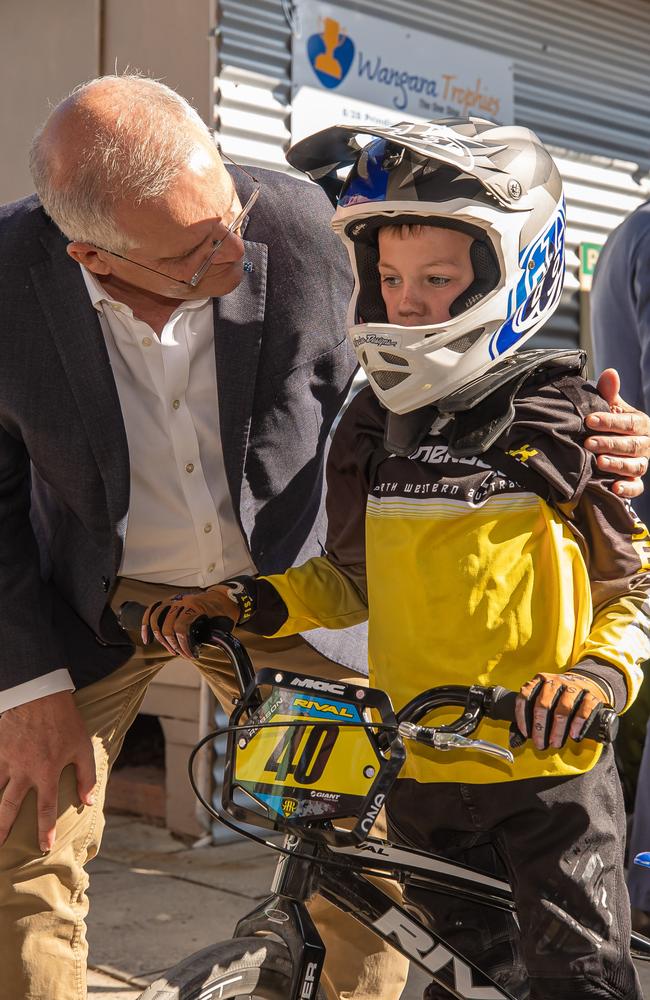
248,375,650,785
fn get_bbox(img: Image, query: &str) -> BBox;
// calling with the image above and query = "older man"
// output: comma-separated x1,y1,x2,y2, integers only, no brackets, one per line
0,75,647,1000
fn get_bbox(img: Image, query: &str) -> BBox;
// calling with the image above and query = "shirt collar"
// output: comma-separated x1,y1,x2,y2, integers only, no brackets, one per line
79,264,211,316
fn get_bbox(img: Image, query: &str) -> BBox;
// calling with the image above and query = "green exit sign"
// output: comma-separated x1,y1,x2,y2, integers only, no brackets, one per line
579,242,602,290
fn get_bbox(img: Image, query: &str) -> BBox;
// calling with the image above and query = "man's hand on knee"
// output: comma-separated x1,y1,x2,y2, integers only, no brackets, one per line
0,691,96,853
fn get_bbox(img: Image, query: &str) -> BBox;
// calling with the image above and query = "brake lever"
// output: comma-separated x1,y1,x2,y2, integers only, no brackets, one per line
398,722,514,763
435,732,514,763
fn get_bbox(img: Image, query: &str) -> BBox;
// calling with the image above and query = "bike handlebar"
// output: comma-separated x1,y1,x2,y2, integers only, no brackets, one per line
118,603,619,746
397,682,618,746
119,600,234,641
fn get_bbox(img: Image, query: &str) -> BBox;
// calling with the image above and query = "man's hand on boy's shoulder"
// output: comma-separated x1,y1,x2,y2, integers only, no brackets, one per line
584,368,650,498
513,671,610,751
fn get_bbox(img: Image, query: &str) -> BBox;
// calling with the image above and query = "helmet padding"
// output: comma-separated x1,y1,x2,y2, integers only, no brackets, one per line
350,216,500,324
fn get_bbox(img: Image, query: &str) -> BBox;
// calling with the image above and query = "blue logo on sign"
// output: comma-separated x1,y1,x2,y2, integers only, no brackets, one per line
307,16,355,89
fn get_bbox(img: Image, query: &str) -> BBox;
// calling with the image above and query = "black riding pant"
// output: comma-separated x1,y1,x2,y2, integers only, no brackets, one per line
386,748,641,1000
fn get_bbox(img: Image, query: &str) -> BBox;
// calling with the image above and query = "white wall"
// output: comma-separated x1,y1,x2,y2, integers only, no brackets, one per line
0,0,214,204
0,0,101,202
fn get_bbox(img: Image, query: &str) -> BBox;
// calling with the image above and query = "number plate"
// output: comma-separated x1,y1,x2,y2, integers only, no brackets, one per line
233,687,383,824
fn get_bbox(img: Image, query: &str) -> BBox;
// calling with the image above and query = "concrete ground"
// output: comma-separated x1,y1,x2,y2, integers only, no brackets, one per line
86,813,431,999
87,814,650,999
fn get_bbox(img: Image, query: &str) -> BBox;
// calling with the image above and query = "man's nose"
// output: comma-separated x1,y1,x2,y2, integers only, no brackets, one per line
219,230,245,263
206,234,244,276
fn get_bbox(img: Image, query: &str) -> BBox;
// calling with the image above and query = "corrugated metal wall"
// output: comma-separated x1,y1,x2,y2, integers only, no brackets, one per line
214,0,650,347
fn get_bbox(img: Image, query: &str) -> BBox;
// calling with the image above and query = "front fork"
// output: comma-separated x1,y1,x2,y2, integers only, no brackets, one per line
233,836,326,999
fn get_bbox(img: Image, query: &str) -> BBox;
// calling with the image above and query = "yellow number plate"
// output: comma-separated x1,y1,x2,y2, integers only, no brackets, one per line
233,690,383,822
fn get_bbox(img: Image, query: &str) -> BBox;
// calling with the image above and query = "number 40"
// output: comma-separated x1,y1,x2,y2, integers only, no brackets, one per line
265,724,338,785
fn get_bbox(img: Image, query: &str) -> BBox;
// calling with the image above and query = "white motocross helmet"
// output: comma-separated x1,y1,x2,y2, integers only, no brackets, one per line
287,117,566,414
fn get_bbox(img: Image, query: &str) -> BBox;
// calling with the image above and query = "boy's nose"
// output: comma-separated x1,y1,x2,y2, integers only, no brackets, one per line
397,286,425,317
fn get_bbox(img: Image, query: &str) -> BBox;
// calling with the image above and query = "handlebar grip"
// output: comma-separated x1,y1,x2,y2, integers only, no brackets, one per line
487,685,619,745
486,686,518,723
118,601,147,631
209,616,235,634
118,602,235,641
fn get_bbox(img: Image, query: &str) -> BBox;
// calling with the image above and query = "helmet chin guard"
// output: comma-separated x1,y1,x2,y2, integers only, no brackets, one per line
288,117,565,414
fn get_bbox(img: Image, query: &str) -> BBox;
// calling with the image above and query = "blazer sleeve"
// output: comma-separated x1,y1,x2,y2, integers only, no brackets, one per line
0,423,67,689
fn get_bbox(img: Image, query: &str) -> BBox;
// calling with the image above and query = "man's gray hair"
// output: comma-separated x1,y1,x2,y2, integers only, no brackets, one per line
29,75,213,253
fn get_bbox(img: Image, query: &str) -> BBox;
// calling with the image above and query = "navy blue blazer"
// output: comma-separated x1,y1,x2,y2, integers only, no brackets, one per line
0,167,367,691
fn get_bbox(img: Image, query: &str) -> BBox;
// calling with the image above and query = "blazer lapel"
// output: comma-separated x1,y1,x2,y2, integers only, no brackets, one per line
30,233,130,564
213,239,267,514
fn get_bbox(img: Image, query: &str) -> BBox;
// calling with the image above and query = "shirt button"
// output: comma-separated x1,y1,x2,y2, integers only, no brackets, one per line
207,563,216,573
185,462,194,474
204,523,213,534
172,399,181,410
142,336,152,347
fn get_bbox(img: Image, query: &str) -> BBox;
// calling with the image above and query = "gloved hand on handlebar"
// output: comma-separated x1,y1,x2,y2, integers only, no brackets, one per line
513,671,612,751
141,585,242,659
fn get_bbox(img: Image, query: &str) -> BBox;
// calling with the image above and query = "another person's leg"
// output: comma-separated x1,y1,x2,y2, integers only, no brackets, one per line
0,577,242,1000
197,628,410,1000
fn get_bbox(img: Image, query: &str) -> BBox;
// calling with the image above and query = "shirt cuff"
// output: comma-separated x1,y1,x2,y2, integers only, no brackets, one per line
0,669,75,714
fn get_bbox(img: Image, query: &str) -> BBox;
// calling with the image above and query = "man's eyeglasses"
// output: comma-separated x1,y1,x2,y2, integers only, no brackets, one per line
89,152,260,288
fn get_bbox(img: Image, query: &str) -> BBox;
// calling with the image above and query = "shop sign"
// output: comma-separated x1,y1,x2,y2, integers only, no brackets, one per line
292,1,514,142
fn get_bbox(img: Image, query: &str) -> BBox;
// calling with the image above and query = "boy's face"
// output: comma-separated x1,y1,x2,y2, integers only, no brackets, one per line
377,225,474,326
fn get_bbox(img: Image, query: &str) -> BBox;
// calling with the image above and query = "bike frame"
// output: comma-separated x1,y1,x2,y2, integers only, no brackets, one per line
235,830,520,1000
233,828,650,1000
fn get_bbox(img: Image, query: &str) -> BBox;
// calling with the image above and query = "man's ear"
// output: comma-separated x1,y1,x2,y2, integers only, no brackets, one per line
66,241,112,276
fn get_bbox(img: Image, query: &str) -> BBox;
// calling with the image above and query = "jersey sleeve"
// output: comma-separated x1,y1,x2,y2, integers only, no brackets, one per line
247,387,385,638
500,374,650,711
563,482,650,711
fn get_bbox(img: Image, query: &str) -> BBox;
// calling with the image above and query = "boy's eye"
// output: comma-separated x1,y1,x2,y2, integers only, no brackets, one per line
428,275,450,287
380,275,401,286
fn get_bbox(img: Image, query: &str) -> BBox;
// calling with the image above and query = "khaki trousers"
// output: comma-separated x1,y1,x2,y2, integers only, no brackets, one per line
0,578,408,1000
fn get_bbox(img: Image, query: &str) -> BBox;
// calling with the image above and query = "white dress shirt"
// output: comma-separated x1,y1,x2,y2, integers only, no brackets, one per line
0,267,255,711
81,267,255,587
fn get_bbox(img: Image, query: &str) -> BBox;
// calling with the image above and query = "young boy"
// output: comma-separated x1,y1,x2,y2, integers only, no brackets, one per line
144,119,650,999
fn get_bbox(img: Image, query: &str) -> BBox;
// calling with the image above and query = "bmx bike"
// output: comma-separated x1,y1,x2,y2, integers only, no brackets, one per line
118,604,650,1000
